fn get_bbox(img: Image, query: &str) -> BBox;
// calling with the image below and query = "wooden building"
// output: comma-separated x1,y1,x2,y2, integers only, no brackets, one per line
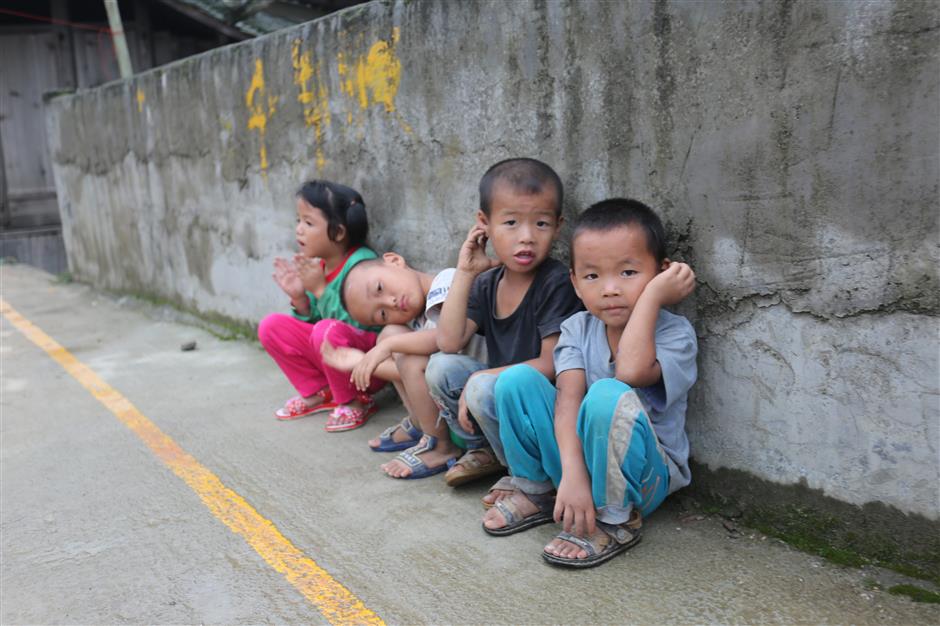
0,0,359,274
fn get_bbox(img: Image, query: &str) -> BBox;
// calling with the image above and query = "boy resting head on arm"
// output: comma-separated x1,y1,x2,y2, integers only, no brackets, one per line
326,253,484,479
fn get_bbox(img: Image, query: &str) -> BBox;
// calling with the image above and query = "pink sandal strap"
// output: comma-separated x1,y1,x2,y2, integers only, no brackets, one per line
325,402,376,432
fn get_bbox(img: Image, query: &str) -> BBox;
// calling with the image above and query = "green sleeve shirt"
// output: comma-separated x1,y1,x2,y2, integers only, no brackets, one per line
290,246,381,332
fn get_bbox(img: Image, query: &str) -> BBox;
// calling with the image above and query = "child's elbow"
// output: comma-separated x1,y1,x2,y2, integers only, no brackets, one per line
436,334,461,353
615,364,658,389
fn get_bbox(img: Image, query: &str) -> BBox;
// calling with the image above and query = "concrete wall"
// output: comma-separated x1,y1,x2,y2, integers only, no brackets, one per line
45,0,939,519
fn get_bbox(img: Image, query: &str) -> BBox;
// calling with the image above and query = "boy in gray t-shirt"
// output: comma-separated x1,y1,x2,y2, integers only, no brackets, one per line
483,198,698,569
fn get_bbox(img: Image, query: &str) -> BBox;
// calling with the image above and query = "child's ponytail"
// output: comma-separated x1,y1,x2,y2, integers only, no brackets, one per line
344,196,369,248
296,180,369,249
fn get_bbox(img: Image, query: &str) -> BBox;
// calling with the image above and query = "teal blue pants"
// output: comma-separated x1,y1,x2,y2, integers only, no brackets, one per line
494,365,670,521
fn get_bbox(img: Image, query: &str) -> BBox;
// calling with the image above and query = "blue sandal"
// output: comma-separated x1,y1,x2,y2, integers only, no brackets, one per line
370,416,422,452
388,436,453,480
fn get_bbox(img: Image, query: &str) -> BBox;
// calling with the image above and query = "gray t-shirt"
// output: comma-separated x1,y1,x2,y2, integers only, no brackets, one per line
467,258,583,368
553,310,698,492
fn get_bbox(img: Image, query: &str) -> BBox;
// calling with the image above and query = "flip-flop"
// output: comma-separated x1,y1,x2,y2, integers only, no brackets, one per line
483,490,556,537
542,512,643,568
325,402,378,432
275,392,336,420
386,436,454,480
370,416,423,452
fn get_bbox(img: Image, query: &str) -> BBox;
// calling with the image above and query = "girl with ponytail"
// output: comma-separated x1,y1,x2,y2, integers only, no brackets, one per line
258,180,384,431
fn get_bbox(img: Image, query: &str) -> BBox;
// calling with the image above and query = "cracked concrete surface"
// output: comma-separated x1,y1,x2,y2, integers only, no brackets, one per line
42,0,940,520
3,264,939,624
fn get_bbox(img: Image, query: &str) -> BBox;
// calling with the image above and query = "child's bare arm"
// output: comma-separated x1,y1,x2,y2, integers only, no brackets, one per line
350,329,438,391
437,224,495,352
378,328,440,356
553,369,595,536
524,334,560,381
460,334,559,385
616,262,695,386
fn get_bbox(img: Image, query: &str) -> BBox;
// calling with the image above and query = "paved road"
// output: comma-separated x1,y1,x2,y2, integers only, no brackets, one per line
2,264,937,624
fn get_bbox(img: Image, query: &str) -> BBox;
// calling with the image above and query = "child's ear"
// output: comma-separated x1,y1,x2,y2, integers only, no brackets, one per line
382,252,407,267
553,215,565,240
333,224,347,243
476,210,490,234
569,269,582,300
660,258,672,272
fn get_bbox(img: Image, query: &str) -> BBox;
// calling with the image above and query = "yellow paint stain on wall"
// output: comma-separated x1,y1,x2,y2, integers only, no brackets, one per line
0,299,385,626
245,59,277,176
336,28,411,133
292,40,331,171
136,88,145,113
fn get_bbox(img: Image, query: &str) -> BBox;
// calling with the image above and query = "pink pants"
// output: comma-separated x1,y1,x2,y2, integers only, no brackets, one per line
258,314,383,404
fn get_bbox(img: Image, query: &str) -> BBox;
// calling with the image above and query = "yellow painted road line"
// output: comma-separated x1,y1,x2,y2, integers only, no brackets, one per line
0,299,384,626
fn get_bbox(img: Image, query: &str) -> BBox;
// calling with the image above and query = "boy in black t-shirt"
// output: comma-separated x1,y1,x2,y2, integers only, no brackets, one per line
429,158,583,488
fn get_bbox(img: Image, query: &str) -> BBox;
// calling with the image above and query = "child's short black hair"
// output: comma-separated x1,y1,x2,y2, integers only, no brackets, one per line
478,158,563,216
338,257,382,316
297,180,369,247
572,198,667,266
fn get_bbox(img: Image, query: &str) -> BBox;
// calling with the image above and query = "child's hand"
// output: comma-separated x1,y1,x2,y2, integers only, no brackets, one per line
457,387,476,433
351,344,391,392
294,254,327,297
320,339,365,373
273,257,305,300
644,261,696,307
554,470,596,537
457,224,501,276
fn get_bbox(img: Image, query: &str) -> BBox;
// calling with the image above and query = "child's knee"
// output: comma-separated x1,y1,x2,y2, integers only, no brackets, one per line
425,352,465,394
581,378,637,433
310,319,362,350
309,319,335,347
584,378,633,411
257,313,287,347
465,373,497,420
493,364,543,400
395,352,428,377
377,324,411,343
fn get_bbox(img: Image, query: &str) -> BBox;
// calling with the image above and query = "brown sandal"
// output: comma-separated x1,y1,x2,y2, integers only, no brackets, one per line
444,447,503,487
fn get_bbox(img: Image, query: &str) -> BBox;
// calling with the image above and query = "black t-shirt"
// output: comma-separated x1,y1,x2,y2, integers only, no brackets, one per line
467,258,584,368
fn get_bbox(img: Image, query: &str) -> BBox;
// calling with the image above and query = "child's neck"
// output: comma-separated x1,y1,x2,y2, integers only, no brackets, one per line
319,245,356,275
606,322,627,360
500,266,538,289
417,270,435,297
495,267,537,318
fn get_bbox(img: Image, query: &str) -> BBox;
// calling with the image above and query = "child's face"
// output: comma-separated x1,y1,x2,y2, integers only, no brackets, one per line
479,182,561,275
571,225,664,329
344,254,426,326
295,198,338,257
